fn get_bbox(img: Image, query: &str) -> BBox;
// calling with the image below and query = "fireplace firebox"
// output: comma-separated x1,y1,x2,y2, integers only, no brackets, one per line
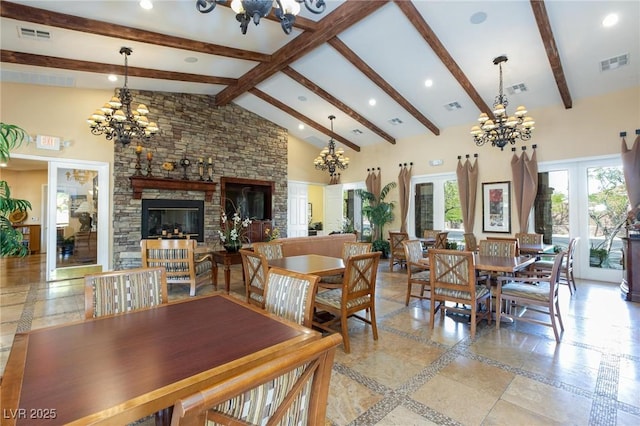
141,199,205,242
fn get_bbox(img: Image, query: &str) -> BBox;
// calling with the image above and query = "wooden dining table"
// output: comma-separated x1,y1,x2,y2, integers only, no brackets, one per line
474,254,537,274
267,254,345,277
0,295,319,426
519,243,555,255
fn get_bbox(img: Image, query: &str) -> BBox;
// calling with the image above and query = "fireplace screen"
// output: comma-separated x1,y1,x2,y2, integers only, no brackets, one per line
141,199,204,242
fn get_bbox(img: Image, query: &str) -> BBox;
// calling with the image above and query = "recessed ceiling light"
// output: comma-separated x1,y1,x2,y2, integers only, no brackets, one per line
139,0,153,10
108,74,118,82
470,11,487,25
602,13,619,27
368,98,376,106
424,79,433,88
298,123,305,130
184,57,198,63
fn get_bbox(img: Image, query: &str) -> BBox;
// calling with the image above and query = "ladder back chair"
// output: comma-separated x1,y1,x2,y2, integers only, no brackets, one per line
240,249,269,308
263,268,319,328
434,232,449,249
319,241,372,287
169,334,342,426
496,251,567,342
84,267,168,319
313,251,381,353
463,233,478,252
486,237,520,256
515,232,543,246
141,239,216,297
428,249,491,339
389,231,409,271
252,242,284,260
478,239,518,257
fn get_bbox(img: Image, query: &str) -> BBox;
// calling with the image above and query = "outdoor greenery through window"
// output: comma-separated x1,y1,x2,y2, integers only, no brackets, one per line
414,179,463,244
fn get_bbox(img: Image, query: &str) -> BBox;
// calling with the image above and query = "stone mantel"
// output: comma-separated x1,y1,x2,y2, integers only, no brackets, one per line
129,176,216,202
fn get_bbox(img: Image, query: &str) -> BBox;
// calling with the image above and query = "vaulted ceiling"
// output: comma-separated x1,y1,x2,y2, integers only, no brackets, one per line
1,1,638,154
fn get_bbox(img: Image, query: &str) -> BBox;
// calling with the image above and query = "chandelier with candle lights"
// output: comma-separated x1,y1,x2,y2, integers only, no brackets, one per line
196,0,326,35
314,115,349,174
87,47,159,147
470,56,535,151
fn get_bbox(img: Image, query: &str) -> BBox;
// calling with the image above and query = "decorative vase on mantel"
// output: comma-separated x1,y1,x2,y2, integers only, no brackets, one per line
224,241,242,253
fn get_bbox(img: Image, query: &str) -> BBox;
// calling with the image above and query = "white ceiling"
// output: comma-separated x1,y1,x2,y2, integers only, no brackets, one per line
1,0,639,153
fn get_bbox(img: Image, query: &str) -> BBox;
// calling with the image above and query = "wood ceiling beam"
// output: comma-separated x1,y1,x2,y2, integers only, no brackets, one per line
530,0,573,109
0,1,270,63
1,50,238,86
281,67,396,145
215,0,389,106
328,37,440,136
394,0,492,117
248,88,361,152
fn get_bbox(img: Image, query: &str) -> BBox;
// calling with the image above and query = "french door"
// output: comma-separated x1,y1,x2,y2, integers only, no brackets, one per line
538,155,627,283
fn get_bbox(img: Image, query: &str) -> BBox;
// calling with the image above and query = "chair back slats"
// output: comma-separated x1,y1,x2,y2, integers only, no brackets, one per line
403,240,425,264
263,268,319,328
423,230,441,240
434,232,449,249
84,267,168,319
170,334,342,426
478,239,517,257
253,242,284,260
516,233,543,246
343,252,380,300
240,249,269,308
341,242,372,261
141,239,215,296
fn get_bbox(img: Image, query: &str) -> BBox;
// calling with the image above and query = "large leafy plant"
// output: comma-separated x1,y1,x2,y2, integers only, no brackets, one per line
1,122,32,256
356,181,397,256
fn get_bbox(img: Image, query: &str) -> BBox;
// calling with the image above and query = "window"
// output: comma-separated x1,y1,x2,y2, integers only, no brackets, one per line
411,174,462,242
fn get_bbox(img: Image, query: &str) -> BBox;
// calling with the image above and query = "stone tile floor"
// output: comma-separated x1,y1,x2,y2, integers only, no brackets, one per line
1,254,639,425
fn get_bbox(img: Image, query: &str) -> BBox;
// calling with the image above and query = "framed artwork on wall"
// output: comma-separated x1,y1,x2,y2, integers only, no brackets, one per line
482,181,511,233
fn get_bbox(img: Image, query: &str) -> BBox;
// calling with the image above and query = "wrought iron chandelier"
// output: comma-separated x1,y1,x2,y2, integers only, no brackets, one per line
196,0,326,35
314,115,349,174
87,47,159,147
471,56,535,151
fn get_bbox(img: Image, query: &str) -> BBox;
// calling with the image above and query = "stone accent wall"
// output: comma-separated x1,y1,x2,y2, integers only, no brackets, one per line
113,90,288,270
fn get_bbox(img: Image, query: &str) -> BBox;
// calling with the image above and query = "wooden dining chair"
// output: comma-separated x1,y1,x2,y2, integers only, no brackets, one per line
532,237,579,294
486,237,520,256
252,241,284,260
464,233,478,252
402,239,434,306
263,267,319,328
169,333,342,426
496,251,567,342
84,266,168,319
240,249,269,308
434,232,449,249
515,232,543,246
423,229,442,240
389,231,409,271
478,239,517,257
141,238,216,296
319,241,372,287
313,251,381,353
429,249,491,340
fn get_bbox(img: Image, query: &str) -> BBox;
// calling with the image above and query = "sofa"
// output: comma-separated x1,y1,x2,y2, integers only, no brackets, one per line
278,233,356,258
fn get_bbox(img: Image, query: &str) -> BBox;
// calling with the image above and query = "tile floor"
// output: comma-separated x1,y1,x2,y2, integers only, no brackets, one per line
1,254,639,425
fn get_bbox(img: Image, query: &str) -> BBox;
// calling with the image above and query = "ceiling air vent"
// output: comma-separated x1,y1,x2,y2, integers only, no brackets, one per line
507,83,528,95
1,70,75,88
600,54,629,71
444,101,462,111
352,129,363,135
18,26,52,41
389,118,403,126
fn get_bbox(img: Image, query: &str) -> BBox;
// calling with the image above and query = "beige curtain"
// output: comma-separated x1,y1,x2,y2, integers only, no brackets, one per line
511,148,538,233
398,164,412,233
622,134,640,208
456,157,479,234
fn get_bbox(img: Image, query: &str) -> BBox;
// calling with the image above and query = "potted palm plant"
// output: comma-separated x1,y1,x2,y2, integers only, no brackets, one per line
1,123,32,257
356,181,397,258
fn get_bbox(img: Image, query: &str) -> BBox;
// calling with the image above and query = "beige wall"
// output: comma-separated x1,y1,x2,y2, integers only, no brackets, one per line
1,169,47,225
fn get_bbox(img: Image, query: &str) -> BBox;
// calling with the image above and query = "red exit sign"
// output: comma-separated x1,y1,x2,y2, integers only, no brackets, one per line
36,134,61,150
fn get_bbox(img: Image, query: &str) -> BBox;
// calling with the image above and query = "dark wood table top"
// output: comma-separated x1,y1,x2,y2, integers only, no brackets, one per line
474,255,536,273
1,295,318,426
268,254,345,277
